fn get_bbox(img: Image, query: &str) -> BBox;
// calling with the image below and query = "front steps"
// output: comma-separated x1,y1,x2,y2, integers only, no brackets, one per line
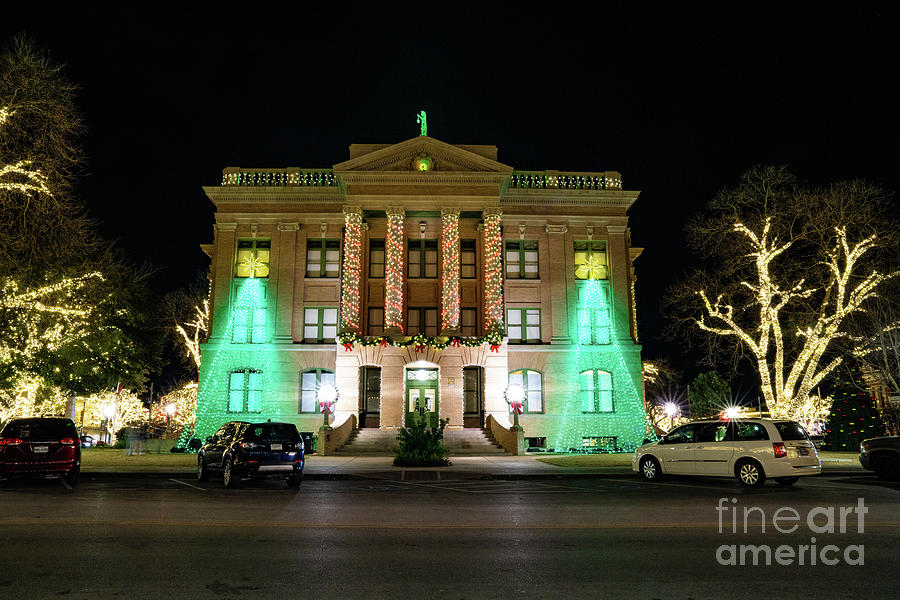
334,427,509,456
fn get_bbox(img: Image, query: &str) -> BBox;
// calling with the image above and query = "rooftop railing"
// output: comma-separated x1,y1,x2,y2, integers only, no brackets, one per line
508,171,622,190
221,168,338,187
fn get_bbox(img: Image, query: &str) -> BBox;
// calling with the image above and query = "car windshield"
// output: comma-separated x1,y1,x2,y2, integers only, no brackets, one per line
774,421,810,441
244,423,300,442
2,419,77,440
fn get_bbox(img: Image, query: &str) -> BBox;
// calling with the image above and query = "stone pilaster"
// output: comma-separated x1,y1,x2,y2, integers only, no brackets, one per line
384,206,406,334
545,223,571,343
209,222,237,340
482,207,503,332
606,225,631,340
341,206,364,334
273,222,299,343
440,207,461,334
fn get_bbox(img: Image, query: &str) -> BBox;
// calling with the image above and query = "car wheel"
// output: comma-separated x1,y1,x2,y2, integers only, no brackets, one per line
223,458,240,489
774,476,799,486
64,468,80,487
873,455,900,481
736,459,766,487
640,456,662,481
197,456,209,482
287,472,303,488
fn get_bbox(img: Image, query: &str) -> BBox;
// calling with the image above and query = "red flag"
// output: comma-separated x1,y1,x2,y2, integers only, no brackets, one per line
115,381,123,396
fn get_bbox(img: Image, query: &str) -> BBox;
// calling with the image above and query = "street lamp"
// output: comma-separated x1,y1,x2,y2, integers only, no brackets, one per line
102,404,115,444
317,383,338,427
164,403,177,433
505,383,525,430
664,402,679,431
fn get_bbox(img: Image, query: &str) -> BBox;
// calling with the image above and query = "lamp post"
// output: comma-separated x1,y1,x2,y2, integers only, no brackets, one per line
164,403,177,436
101,404,115,444
505,384,525,431
317,383,338,428
664,402,679,431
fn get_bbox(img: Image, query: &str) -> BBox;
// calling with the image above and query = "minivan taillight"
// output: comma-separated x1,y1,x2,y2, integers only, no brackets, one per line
0,437,24,446
60,437,78,445
773,442,787,458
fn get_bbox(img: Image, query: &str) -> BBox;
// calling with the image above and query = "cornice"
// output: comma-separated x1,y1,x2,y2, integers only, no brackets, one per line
501,188,639,209
204,186,345,205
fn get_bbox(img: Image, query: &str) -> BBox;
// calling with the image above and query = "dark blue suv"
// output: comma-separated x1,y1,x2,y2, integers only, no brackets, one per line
198,421,304,489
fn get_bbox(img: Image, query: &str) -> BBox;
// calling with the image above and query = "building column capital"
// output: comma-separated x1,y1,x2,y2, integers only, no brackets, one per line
342,205,363,217
385,206,406,217
483,206,502,218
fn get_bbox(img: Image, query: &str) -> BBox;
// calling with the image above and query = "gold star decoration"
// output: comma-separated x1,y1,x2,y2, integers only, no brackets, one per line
576,255,606,280
239,252,267,278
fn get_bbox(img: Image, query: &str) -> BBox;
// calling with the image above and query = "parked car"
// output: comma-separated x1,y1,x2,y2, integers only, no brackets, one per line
633,418,821,487
197,421,304,489
858,435,900,481
0,417,81,486
80,434,95,448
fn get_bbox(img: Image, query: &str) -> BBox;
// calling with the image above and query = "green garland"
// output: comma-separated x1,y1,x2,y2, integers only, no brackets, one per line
338,326,503,351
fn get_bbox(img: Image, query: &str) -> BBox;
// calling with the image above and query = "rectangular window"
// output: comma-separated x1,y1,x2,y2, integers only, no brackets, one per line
231,307,267,344
299,369,335,413
525,437,547,449
461,307,477,337
368,307,384,337
460,239,477,279
505,240,539,279
369,239,385,278
576,307,611,345
407,307,438,337
408,239,438,278
228,370,262,413
582,436,618,451
574,241,608,280
306,239,340,278
303,307,338,342
580,370,614,413
506,308,541,343
508,369,543,413
235,239,270,278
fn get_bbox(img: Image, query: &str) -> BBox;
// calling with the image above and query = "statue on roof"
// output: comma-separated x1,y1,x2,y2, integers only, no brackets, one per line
417,110,427,136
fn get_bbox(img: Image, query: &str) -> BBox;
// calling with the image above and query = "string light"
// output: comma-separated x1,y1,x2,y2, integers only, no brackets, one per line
0,106,52,196
482,209,503,330
384,209,405,331
341,207,363,333
440,209,460,331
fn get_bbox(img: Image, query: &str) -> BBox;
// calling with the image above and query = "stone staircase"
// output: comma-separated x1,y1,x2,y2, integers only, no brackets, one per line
335,427,508,456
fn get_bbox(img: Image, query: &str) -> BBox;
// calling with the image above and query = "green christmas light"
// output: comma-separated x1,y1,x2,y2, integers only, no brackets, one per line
551,279,652,453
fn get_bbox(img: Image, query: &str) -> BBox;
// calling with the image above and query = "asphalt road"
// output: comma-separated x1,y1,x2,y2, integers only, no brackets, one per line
1,472,898,600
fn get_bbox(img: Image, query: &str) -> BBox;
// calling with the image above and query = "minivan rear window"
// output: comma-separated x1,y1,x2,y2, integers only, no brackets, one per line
245,423,300,441
774,422,809,441
1,418,77,440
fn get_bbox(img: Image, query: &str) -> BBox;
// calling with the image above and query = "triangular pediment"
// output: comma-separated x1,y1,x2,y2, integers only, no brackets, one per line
333,136,513,173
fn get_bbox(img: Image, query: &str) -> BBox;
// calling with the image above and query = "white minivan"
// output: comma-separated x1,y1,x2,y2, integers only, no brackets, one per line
632,418,821,487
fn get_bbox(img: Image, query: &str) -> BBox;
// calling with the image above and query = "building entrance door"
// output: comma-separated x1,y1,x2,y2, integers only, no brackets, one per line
405,368,439,428
463,366,484,428
359,366,381,428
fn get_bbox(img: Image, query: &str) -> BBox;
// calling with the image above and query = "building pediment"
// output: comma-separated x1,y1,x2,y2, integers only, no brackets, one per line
333,136,514,174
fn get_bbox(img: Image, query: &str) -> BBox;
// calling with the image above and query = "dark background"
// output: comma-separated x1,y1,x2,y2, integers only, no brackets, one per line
4,4,897,386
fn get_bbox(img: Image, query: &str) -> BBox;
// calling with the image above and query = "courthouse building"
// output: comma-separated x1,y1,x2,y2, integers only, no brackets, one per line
196,134,649,452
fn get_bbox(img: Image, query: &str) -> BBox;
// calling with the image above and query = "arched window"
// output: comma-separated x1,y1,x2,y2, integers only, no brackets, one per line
508,369,543,413
300,369,335,413
228,369,262,413
580,370,613,413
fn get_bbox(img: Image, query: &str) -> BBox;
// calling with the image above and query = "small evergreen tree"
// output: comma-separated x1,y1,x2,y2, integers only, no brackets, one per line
393,415,450,467
822,361,885,451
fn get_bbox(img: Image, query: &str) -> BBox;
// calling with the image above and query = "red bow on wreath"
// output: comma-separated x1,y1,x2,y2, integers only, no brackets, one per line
319,400,334,415
343,342,353,352
509,401,523,415
451,338,460,347
379,338,389,348
490,344,500,353
415,344,426,353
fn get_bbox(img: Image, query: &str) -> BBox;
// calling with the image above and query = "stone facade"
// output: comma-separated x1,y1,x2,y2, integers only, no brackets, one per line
197,136,648,451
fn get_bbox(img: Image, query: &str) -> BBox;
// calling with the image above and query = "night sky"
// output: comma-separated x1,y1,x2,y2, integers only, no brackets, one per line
4,4,898,382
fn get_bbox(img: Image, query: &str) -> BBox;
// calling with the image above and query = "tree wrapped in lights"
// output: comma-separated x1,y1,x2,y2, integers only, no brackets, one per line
668,167,899,420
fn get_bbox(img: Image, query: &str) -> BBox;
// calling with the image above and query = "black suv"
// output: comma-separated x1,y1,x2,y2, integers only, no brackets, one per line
198,421,304,489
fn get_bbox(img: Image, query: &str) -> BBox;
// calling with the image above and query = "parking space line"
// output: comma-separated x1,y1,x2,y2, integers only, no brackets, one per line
169,478,207,491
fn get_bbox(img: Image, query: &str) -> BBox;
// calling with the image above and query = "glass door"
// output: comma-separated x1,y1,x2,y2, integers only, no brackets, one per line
405,368,439,428
463,366,484,428
359,366,381,428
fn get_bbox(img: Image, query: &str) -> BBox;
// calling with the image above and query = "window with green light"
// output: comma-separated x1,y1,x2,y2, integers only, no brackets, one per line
505,240,539,279
407,307,438,336
306,239,340,278
232,307,267,344
508,369,543,413
576,290,611,345
580,370,614,413
228,370,263,413
507,308,540,343
574,241,608,280
368,239,385,278
299,369,335,413
235,239,270,278
408,239,438,278
303,307,338,342
460,239,477,278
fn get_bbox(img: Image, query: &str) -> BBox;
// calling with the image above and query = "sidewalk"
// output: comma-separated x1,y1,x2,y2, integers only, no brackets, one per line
80,451,868,480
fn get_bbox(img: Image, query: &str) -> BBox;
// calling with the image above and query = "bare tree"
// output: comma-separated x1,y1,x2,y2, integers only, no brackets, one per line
666,166,899,419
